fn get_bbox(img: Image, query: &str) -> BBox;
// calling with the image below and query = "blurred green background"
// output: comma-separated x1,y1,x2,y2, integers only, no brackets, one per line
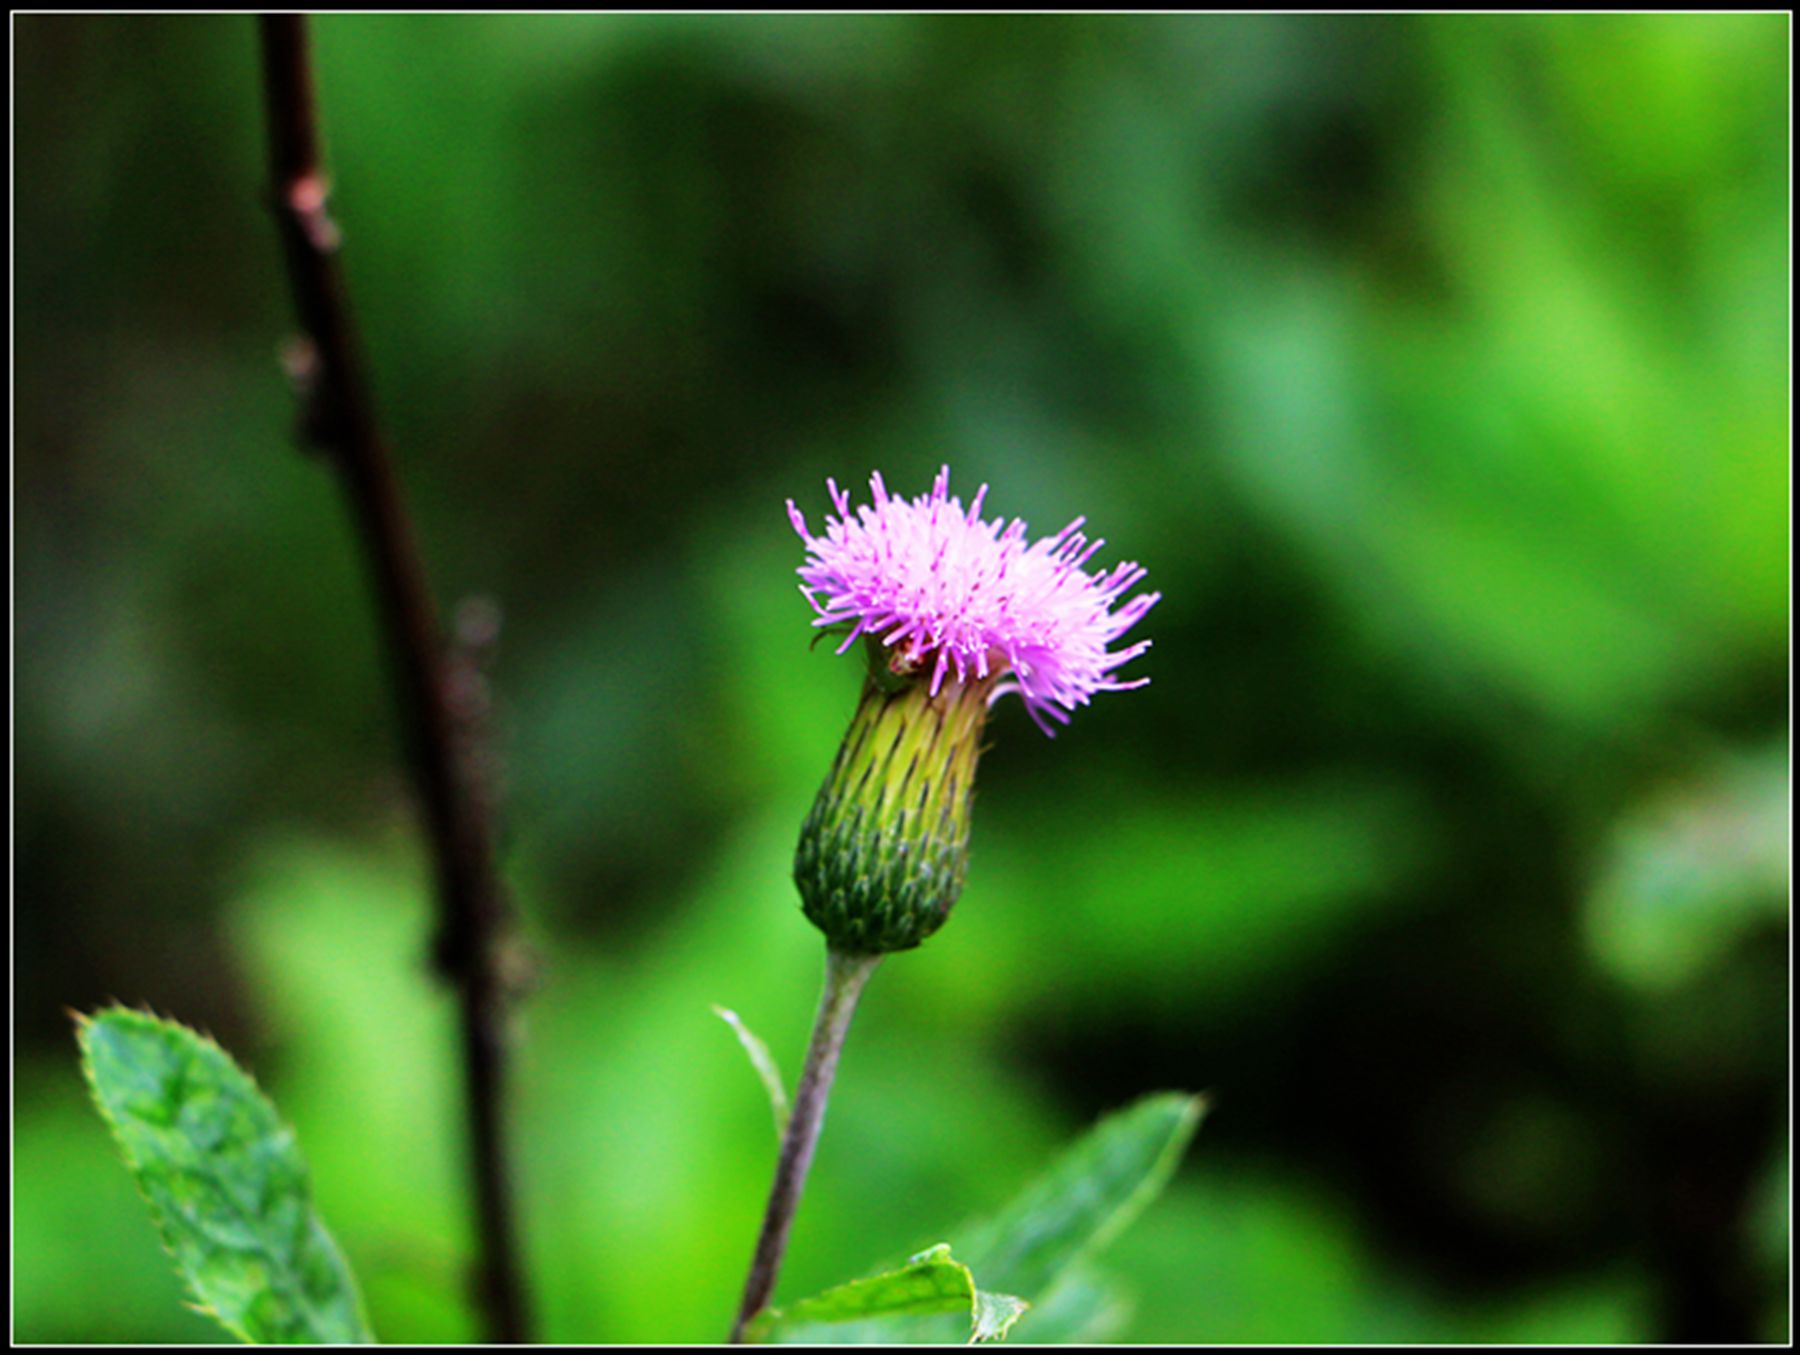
14,13,1789,1345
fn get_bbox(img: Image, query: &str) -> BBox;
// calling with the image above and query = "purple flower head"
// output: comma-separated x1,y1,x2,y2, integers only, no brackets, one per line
787,466,1159,734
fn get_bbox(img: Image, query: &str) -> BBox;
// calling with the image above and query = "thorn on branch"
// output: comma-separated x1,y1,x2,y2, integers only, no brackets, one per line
496,932,545,1005
278,335,334,451
285,171,342,251
454,594,504,661
430,910,540,1009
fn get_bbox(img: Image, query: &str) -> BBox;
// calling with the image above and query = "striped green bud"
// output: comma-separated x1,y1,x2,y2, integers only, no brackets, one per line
795,654,996,955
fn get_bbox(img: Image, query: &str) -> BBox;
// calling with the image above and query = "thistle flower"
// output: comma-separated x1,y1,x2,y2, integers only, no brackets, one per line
788,466,1157,954
787,465,1160,735
730,470,1157,1340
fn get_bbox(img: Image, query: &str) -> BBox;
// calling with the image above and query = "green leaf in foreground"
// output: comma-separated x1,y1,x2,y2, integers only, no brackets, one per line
757,1091,1206,1344
76,1007,374,1344
748,1244,1028,1344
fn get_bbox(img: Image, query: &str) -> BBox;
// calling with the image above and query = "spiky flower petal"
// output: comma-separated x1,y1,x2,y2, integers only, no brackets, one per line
787,466,1158,734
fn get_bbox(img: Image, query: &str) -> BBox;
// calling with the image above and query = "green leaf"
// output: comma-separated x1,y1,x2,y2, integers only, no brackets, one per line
76,1007,374,1344
956,1091,1207,1301
749,1243,1028,1345
712,1004,790,1136
756,1092,1205,1344
1002,1265,1133,1344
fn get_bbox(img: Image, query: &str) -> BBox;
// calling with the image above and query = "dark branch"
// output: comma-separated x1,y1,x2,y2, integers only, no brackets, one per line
254,15,532,1343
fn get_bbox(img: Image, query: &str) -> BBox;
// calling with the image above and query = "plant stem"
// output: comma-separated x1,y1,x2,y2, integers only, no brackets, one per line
254,16,531,1343
729,947,883,1342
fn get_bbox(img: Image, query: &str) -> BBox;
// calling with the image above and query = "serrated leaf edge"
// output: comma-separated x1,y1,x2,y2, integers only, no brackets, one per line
73,1004,376,1345
76,1005,255,1342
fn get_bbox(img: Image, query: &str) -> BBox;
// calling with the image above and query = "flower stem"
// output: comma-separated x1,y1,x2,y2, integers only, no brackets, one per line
729,947,883,1342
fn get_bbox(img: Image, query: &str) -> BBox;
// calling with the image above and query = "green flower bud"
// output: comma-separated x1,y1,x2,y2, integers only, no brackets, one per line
795,650,996,955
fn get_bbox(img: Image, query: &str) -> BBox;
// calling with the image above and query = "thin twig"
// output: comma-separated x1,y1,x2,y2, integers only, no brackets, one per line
729,948,883,1342
254,16,532,1343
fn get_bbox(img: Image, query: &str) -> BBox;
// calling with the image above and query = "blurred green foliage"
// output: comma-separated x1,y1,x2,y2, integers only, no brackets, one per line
14,13,1788,1344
